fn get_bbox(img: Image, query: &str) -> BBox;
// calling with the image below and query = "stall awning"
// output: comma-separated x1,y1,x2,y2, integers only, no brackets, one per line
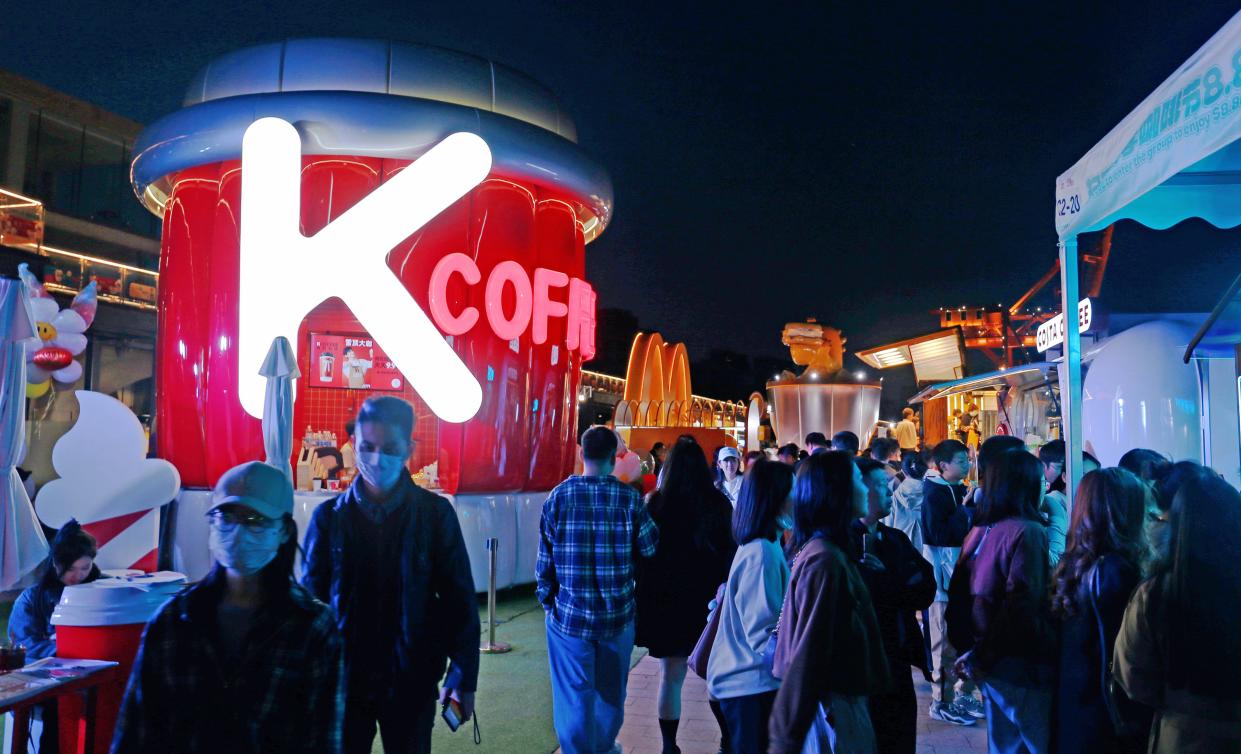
1185,269,1241,361
1056,10,1241,239
908,363,1055,404
855,329,966,383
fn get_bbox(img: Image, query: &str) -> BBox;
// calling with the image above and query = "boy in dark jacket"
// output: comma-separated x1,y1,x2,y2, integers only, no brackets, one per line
919,439,980,725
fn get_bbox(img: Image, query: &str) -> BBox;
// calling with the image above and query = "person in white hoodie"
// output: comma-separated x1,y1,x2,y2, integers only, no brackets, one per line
706,458,795,753
889,451,929,550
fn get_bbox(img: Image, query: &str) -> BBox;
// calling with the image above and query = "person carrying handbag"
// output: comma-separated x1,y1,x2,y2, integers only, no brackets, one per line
948,449,1054,754
1050,467,1152,754
705,459,795,754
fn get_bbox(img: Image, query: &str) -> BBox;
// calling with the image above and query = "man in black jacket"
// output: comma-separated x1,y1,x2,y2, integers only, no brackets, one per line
853,458,936,754
303,396,479,754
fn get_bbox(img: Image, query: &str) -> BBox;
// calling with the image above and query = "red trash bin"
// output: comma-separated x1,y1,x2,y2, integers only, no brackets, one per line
52,574,186,754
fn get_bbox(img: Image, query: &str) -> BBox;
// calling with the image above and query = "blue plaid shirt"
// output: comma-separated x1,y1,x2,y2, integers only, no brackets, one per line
537,474,658,639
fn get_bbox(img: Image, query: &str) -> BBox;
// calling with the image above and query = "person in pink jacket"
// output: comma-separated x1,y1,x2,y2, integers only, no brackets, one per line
948,449,1054,754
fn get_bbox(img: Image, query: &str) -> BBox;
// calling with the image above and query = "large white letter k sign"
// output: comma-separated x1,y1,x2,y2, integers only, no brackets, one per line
238,117,490,423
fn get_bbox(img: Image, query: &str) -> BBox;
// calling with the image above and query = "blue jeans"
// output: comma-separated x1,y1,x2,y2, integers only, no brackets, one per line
981,658,1052,754
546,616,634,754
718,690,776,753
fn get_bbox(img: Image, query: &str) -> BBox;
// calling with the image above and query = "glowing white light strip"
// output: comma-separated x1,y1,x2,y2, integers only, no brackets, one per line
238,117,490,422
0,186,45,207
42,245,160,277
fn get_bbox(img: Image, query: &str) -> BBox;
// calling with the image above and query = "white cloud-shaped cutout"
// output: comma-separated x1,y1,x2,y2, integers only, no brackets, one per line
37,391,181,529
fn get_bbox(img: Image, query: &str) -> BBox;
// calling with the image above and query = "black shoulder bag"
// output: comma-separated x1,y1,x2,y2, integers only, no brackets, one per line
1086,565,1148,738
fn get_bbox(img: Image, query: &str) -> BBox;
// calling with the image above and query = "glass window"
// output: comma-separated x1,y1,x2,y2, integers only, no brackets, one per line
80,130,126,227
120,145,159,238
24,113,83,214
89,334,155,419
0,97,11,185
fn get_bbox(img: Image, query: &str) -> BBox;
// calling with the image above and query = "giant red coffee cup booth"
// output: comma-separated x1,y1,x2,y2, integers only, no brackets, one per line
130,39,612,590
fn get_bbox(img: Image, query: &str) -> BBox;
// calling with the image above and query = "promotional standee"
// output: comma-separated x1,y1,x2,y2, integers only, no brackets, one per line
130,39,612,588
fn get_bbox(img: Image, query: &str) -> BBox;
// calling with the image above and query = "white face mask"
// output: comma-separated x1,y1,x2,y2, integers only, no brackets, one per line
208,522,284,576
356,451,408,492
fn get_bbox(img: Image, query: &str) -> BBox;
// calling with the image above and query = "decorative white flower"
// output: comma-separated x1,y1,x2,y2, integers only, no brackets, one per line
17,263,97,395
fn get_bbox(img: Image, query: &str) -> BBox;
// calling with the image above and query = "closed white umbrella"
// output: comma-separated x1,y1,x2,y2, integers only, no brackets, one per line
0,277,48,589
259,336,299,482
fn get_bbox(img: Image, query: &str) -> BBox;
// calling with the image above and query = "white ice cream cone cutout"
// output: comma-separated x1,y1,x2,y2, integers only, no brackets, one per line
36,391,181,570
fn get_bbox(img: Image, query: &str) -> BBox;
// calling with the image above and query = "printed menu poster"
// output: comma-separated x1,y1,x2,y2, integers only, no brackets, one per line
309,333,403,391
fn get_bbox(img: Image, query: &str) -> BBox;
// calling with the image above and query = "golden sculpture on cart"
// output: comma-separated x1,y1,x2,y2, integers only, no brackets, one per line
781,319,846,377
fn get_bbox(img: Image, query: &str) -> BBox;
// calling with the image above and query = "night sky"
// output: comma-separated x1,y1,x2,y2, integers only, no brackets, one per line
5,1,1241,409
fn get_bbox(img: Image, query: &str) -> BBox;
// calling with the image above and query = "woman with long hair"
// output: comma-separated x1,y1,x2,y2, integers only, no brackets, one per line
112,462,344,754
768,451,888,754
1147,460,1217,567
1051,468,1151,754
948,449,1054,754
1114,474,1241,753
9,520,102,754
706,458,795,753
9,520,101,658
635,438,736,754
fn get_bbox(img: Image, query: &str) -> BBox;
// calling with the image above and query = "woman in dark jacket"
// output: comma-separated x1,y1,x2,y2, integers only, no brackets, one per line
112,462,343,754
635,438,736,754
1050,467,1151,754
1113,475,1241,753
9,520,101,754
9,520,102,658
769,451,889,754
949,448,1054,754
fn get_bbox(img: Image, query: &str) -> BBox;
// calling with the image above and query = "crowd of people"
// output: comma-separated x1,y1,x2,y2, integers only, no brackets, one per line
537,425,1241,754
9,397,1241,754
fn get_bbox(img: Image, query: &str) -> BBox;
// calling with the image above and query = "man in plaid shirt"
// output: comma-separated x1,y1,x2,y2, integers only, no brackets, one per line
538,426,658,754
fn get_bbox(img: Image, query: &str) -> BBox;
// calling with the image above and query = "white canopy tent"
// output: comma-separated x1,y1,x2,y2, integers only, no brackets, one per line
1056,9,1241,506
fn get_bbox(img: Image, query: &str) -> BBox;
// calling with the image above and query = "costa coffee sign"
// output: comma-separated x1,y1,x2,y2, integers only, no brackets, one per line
1036,298,1094,353
238,118,596,423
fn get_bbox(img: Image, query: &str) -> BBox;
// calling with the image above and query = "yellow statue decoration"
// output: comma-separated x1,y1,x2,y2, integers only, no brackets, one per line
781,319,846,376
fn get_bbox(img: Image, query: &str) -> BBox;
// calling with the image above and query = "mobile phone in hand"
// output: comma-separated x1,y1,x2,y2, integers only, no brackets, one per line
442,698,463,732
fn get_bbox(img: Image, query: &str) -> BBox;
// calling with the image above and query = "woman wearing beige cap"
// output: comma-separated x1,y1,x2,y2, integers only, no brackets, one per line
111,461,344,754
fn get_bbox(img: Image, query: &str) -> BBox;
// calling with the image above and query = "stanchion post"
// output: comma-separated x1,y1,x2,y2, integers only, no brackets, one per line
480,537,511,654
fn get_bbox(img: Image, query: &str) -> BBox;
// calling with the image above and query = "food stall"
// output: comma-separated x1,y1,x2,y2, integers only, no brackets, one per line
1054,9,1241,502
129,39,612,589
906,310,1237,489
909,363,1059,454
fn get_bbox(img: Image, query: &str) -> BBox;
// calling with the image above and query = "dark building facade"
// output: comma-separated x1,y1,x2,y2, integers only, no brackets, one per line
0,70,157,486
